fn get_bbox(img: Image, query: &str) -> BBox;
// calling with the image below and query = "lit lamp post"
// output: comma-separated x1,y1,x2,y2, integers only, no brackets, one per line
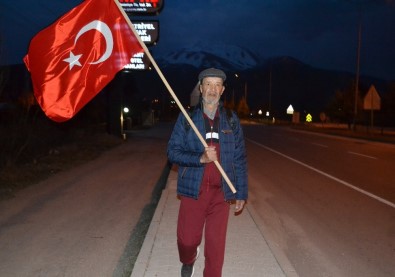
121,107,130,139
233,73,249,117
234,73,239,104
226,73,239,110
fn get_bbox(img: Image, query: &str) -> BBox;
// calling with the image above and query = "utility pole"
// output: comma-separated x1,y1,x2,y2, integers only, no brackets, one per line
269,69,272,114
353,21,361,131
352,0,367,131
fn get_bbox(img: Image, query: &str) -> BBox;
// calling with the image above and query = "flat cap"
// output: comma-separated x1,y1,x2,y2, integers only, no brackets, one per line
198,68,226,82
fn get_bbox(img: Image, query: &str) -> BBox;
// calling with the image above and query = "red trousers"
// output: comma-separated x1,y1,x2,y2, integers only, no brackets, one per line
177,186,230,277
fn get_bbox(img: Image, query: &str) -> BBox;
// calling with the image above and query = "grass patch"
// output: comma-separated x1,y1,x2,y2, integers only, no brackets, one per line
0,126,122,200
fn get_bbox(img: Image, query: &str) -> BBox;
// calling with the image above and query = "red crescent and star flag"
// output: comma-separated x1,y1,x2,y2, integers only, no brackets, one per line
23,0,143,122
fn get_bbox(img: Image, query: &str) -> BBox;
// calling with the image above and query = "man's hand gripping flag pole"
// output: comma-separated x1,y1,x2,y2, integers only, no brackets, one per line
112,1,236,194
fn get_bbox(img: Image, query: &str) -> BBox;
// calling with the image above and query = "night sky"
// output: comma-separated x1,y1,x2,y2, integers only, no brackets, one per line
1,0,394,80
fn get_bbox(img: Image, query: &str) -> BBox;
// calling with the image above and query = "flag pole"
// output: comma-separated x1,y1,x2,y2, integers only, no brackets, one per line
113,0,236,194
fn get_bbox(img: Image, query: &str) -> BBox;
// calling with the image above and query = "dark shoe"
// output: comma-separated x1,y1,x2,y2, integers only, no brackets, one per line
181,264,194,277
181,247,199,277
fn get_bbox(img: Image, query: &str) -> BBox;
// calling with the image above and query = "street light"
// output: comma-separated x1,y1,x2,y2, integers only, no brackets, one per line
121,106,131,137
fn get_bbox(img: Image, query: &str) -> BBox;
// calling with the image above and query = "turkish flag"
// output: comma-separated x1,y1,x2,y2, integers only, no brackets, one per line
23,0,143,122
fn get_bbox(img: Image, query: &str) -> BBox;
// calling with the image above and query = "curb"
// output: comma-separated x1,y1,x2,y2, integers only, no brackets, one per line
130,186,170,277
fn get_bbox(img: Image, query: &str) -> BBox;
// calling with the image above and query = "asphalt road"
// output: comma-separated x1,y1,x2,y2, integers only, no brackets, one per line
1,122,394,277
244,124,395,277
0,124,173,277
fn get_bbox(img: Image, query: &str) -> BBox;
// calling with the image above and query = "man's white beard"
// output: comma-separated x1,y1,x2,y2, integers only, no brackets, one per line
202,96,219,106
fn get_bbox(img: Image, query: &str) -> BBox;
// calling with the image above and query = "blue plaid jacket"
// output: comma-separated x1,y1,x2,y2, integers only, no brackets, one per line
167,103,248,201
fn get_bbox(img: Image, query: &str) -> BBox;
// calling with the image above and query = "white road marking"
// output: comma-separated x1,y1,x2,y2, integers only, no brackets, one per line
247,138,395,209
312,143,328,148
348,151,377,160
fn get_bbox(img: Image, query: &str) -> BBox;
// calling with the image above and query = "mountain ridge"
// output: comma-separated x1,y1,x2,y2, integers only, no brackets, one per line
151,45,392,120
2,44,393,123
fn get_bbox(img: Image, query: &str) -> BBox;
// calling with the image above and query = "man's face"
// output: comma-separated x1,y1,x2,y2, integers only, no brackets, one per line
200,77,225,105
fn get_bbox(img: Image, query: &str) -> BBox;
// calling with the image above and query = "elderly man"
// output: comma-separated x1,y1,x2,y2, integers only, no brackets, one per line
167,67,248,277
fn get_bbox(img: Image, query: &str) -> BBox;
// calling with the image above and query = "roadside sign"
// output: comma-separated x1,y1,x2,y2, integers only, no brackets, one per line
363,85,381,129
124,52,151,70
286,104,294,114
363,85,381,110
119,0,164,14
132,21,159,45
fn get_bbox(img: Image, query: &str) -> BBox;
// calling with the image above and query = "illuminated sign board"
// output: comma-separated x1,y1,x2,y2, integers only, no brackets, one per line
286,104,294,114
124,52,151,71
119,0,164,14
132,21,159,45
